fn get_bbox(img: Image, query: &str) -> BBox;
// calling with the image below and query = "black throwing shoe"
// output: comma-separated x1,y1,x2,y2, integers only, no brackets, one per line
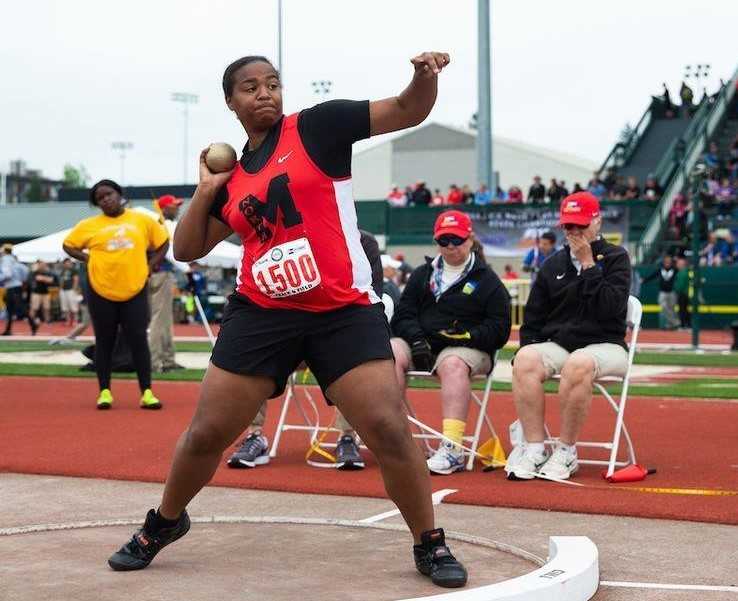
108,509,190,571
335,434,365,470
413,528,468,588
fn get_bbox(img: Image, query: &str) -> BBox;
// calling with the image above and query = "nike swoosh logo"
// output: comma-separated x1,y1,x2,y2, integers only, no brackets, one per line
556,273,565,280
277,151,293,164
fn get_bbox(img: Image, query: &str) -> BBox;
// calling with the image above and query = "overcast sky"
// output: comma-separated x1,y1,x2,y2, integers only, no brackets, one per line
2,0,737,187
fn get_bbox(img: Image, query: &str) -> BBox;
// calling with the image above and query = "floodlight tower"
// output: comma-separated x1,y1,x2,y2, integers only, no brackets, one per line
111,141,133,185
311,80,333,98
171,92,199,183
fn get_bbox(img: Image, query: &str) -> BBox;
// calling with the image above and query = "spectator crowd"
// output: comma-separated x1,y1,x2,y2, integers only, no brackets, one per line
386,170,663,209
664,132,738,267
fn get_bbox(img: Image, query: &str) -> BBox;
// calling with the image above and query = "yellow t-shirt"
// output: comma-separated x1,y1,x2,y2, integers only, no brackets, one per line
63,209,169,302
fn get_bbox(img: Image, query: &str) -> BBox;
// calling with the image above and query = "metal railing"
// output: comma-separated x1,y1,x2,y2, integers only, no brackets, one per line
598,100,653,175
651,98,711,188
636,65,738,263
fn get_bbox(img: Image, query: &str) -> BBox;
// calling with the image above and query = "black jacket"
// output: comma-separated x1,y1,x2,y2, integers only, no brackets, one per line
520,239,631,352
391,254,511,355
642,264,677,293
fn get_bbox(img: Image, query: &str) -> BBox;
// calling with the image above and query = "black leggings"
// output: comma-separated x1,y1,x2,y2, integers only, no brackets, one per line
88,285,151,392
2,286,34,334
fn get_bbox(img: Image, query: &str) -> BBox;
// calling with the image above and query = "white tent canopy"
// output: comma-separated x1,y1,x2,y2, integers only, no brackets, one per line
12,208,242,269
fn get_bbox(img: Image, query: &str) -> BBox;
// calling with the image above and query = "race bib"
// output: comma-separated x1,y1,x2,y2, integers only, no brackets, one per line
251,237,321,298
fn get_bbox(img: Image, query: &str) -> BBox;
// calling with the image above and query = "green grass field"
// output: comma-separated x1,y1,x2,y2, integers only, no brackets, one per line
0,340,213,353
0,340,736,367
0,362,735,400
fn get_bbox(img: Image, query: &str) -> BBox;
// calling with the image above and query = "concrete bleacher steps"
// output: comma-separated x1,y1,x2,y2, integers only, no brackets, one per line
619,118,690,186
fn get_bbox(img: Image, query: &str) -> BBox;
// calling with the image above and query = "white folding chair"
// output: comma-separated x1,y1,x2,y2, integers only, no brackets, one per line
404,350,500,471
269,369,369,463
269,370,338,459
545,295,642,478
271,294,397,460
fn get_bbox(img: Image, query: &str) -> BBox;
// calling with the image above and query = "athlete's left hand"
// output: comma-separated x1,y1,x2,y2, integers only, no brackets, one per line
411,52,451,78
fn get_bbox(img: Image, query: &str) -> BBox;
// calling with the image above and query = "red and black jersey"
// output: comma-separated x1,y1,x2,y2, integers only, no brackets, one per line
211,101,379,312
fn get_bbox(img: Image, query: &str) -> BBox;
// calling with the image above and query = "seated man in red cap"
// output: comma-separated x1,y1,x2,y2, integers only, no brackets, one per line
391,210,511,475
506,192,631,481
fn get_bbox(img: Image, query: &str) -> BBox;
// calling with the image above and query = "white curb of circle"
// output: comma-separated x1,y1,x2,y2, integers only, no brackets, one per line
397,536,599,601
0,516,598,601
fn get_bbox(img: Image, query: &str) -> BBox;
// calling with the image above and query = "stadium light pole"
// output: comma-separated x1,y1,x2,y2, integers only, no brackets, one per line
111,141,133,185
477,0,493,191
277,0,284,76
171,92,199,183
689,162,705,350
684,63,712,100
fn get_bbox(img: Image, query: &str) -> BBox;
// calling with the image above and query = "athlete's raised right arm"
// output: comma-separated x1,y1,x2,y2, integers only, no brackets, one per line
369,51,450,137
173,149,234,262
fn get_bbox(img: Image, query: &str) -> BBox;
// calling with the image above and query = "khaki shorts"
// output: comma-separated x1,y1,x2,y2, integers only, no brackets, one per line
392,337,492,376
522,341,628,379
59,289,80,314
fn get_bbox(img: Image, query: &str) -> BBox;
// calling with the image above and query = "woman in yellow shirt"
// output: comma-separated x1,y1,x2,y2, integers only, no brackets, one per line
63,179,169,409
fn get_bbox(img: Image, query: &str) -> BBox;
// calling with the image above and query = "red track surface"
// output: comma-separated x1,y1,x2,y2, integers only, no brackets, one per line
2,377,737,524
4,321,733,345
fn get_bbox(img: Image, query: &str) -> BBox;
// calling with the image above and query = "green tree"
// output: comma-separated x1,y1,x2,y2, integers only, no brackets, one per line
618,123,635,145
63,164,90,188
25,175,43,202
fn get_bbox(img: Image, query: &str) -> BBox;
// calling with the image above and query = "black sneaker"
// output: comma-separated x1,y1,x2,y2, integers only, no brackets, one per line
108,509,190,571
227,432,270,468
413,528,468,588
335,434,365,470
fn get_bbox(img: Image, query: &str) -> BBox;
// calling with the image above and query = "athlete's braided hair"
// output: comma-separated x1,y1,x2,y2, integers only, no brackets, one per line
222,56,278,98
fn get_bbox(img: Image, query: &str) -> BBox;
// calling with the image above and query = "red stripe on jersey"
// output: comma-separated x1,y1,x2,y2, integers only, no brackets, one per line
219,114,378,311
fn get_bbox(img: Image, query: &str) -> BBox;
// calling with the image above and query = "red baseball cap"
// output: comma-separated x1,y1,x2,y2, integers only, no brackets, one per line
558,191,600,226
157,194,183,209
434,210,473,239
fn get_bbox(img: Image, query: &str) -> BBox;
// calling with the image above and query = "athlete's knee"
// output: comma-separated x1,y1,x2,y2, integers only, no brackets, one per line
184,422,229,455
362,412,411,454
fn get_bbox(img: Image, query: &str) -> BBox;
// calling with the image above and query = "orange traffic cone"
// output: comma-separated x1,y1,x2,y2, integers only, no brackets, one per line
602,464,656,483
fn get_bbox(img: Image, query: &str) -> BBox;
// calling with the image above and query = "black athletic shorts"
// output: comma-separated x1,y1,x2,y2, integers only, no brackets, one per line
211,293,393,399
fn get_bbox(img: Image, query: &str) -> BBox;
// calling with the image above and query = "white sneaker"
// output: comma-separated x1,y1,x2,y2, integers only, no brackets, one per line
427,440,465,475
538,446,579,480
505,444,549,480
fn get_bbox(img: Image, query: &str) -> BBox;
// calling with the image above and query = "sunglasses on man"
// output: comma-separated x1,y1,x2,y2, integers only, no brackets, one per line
561,223,589,231
435,234,469,247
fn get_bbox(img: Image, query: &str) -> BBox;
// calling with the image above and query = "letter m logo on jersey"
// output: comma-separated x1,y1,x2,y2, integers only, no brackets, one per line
238,173,303,243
